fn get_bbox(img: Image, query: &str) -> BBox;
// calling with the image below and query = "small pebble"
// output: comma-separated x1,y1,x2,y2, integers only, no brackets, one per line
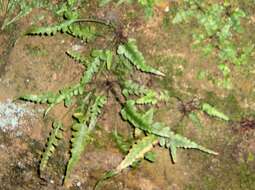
76,181,81,187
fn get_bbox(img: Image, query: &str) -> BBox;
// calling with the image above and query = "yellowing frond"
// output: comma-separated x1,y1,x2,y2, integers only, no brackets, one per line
116,135,158,173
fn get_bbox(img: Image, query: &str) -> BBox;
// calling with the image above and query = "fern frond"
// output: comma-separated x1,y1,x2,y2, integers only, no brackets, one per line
64,96,106,184
121,100,171,137
121,100,217,162
115,134,158,173
21,83,84,115
66,50,88,65
26,19,76,35
117,39,165,76
122,80,150,98
122,80,170,104
68,24,96,42
20,92,57,104
159,132,218,162
202,103,229,121
64,123,91,183
136,91,158,104
88,96,107,129
80,57,101,85
91,50,113,70
121,100,151,130
40,121,64,173
21,57,101,115
44,83,84,115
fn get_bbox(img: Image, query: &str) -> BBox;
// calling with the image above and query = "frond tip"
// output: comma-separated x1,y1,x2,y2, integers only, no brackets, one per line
19,92,56,104
159,132,218,163
26,19,76,35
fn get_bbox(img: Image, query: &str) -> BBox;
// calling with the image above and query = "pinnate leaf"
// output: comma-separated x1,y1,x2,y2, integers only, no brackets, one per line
116,134,158,173
26,19,76,35
117,39,164,76
202,103,229,121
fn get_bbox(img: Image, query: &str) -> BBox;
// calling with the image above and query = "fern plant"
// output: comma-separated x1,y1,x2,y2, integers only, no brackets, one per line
40,121,64,173
20,8,218,188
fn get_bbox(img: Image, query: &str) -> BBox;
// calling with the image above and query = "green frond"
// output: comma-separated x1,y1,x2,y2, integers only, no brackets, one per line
64,96,106,184
26,19,76,35
21,83,84,115
122,80,170,104
122,80,150,98
66,50,88,65
67,24,96,42
40,121,64,173
136,91,158,104
64,122,91,183
44,83,84,115
91,50,113,70
202,103,229,121
115,134,158,173
121,100,151,131
117,39,165,76
121,101,217,163
121,100,171,137
159,131,218,163
20,92,57,104
88,96,107,129
80,57,101,85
